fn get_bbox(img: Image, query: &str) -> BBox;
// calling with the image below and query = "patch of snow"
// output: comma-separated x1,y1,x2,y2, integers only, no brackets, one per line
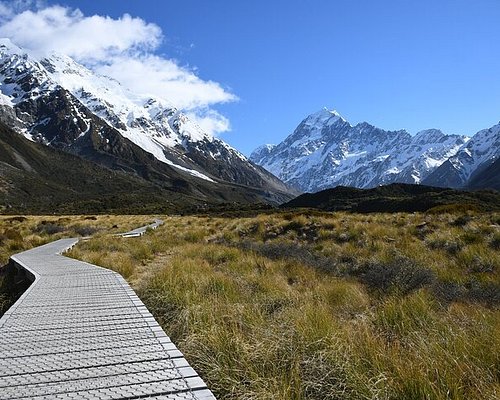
386,167,401,174
0,92,13,106
345,150,367,158
162,158,215,182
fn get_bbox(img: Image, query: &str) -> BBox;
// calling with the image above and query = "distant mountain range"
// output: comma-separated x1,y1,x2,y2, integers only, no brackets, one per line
1,37,497,213
251,108,500,192
0,38,295,211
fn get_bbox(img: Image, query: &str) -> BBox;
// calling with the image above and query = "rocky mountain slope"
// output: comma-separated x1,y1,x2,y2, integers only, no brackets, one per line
466,158,500,191
0,121,295,213
0,120,183,213
0,38,294,205
251,108,470,191
423,122,500,190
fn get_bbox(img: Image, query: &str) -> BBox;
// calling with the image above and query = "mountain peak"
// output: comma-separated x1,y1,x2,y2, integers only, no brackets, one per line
319,107,341,117
309,107,345,120
251,110,476,191
302,107,348,131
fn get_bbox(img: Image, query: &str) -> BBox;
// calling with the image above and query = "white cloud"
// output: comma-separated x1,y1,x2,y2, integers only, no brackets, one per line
0,1,236,135
96,55,236,111
0,5,162,61
186,109,231,137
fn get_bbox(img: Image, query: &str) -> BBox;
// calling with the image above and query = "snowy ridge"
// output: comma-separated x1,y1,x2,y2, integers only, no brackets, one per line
0,38,254,183
251,108,473,191
40,52,208,146
450,123,500,178
424,122,500,188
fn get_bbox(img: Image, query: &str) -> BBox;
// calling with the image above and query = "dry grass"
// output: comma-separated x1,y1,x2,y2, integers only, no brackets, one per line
0,214,153,265
66,211,500,400
2,212,498,398
0,215,153,314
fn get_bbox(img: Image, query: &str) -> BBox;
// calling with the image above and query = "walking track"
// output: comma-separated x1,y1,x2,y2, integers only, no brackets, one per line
0,222,215,400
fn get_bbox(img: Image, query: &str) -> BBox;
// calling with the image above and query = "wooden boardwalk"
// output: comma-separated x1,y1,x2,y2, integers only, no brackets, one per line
0,225,215,399
118,219,163,238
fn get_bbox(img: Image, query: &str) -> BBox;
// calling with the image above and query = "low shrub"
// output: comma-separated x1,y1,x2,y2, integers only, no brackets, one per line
460,231,483,245
489,232,500,250
354,257,435,296
451,215,473,227
3,229,22,241
35,222,65,235
431,280,465,304
71,225,99,237
467,256,496,273
464,280,500,307
426,237,463,255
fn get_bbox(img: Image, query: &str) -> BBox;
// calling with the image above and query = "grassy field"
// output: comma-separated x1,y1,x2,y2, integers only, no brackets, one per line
65,211,499,400
1,211,499,399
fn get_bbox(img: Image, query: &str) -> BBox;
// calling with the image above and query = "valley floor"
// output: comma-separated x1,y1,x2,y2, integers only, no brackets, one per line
1,212,499,399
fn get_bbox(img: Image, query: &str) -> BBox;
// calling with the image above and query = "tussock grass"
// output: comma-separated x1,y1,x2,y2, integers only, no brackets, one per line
68,212,500,399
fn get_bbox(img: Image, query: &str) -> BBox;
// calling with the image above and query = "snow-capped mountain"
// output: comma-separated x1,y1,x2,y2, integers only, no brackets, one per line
250,108,469,192
0,38,293,203
423,123,500,189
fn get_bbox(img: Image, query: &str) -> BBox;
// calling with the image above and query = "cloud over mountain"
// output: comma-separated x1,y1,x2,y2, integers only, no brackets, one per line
0,1,236,135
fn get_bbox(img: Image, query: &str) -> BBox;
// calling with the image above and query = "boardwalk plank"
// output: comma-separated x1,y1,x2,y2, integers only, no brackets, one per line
0,224,215,400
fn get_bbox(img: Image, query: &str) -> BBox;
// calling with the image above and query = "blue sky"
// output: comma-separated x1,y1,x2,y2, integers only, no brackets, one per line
3,0,500,155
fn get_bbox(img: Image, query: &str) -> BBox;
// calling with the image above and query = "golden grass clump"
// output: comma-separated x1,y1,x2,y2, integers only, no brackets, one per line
66,212,499,399
1,212,498,398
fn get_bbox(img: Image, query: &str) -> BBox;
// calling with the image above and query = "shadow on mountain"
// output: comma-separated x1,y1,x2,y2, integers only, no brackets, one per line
281,183,500,213
0,122,291,214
